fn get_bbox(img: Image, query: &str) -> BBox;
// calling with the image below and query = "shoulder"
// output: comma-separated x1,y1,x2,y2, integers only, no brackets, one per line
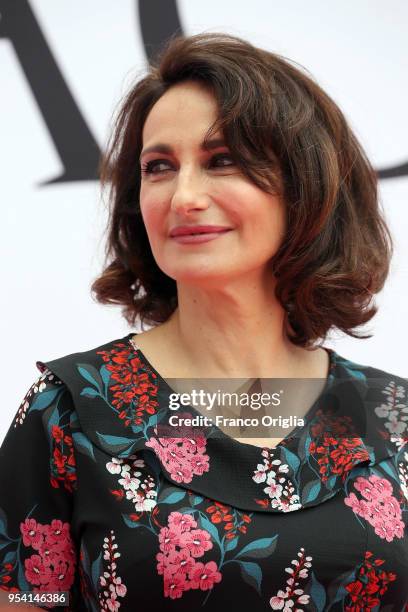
31,334,155,455
13,366,69,430
35,333,136,384
333,350,407,399
329,351,408,465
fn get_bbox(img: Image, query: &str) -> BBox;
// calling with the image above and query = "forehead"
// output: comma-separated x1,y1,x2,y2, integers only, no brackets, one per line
142,82,220,146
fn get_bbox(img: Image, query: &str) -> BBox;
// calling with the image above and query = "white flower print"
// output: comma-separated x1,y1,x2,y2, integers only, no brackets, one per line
375,381,408,439
125,488,157,512
118,464,142,491
264,473,283,499
99,530,127,610
106,458,123,475
398,451,408,502
13,369,63,428
390,435,408,451
253,450,301,512
270,547,312,610
253,463,269,483
105,456,157,512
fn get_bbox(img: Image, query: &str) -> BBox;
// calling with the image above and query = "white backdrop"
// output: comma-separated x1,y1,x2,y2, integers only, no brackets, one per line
1,0,407,444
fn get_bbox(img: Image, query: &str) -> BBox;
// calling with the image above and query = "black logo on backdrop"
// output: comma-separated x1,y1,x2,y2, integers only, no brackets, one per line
0,0,406,183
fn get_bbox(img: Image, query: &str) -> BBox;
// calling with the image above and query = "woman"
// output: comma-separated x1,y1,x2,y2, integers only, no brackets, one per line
0,32,407,611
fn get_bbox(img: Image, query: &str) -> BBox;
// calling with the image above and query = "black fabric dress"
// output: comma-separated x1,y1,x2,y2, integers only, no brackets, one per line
0,332,407,611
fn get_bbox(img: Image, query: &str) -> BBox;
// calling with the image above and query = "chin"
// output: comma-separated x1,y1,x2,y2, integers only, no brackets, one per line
167,268,233,286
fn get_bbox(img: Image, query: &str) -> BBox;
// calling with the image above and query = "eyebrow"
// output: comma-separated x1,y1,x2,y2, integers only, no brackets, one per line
139,137,227,161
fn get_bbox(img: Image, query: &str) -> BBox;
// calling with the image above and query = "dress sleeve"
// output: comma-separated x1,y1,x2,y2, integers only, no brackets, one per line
0,367,79,610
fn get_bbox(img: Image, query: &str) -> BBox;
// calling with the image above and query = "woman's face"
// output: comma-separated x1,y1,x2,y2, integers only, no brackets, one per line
139,80,286,287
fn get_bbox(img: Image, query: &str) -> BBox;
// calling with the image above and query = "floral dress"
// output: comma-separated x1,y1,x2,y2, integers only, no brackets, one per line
0,332,407,611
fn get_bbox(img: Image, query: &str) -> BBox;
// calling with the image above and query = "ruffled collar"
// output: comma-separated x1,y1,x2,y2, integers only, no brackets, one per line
37,333,407,514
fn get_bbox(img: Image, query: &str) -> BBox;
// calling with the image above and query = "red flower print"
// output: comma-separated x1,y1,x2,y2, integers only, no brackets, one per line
309,410,370,482
344,551,397,611
50,426,77,493
42,520,71,547
96,343,160,426
51,425,64,443
19,517,76,603
206,501,252,540
20,518,43,549
25,555,51,586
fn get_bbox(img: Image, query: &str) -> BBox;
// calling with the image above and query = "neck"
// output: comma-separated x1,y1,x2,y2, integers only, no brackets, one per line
159,278,316,379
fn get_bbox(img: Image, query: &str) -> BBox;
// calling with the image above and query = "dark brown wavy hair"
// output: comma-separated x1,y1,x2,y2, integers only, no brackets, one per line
90,31,393,348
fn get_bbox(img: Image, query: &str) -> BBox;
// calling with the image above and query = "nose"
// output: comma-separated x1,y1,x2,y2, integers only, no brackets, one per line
170,167,211,214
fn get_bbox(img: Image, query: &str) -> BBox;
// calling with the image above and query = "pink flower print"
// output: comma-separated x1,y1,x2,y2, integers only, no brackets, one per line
168,511,198,532
169,463,194,484
106,593,120,611
164,571,190,599
345,475,404,542
179,529,213,558
156,551,166,575
190,453,210,475
183,436,207,453
145,437,165,461
164,443,187,464
20,518,43,549
269,589,287,609
354,474,392,502
372,476,393,499
114,577,127,598
155,435,179,447
159,526,180,553
146,432,210,484
156,512,222,599
166,548,196,576
188,560,222,590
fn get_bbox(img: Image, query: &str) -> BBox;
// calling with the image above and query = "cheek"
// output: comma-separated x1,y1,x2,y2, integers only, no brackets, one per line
139,194,166,236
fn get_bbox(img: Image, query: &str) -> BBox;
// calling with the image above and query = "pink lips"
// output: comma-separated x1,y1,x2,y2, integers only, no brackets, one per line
169,225,233,245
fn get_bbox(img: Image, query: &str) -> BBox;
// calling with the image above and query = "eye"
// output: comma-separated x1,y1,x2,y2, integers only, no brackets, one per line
141,159,172,174
210,153,235,168
140,153,235,176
